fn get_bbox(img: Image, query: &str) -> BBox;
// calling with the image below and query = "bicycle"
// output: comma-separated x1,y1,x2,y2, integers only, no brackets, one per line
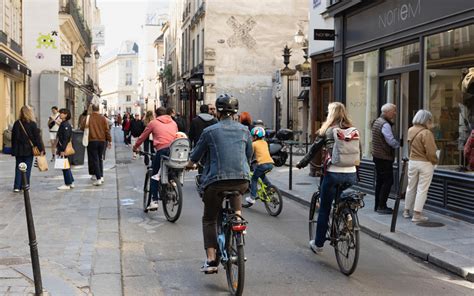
140,138,189,222
308,181,365,275
216,190,248,296
242,171,283,217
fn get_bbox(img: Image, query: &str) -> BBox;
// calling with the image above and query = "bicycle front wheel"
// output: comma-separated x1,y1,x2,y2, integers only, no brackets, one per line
162,177,183,222
308,191,320,241
143,171,151,213
264,186,283,216
225,231,245,296
334,209,360,275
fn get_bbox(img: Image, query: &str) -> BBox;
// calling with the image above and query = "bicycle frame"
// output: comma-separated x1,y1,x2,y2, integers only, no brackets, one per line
218,198,247,263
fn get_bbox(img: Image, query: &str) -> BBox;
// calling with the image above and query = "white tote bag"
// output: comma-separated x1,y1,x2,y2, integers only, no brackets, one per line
82,115,90,147
54,157,71,170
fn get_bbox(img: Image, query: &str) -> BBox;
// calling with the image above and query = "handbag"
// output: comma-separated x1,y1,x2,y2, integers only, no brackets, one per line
83,115,90,147
36,155,49,172
54,157,70,170
19,120,41,156
64,141,75,156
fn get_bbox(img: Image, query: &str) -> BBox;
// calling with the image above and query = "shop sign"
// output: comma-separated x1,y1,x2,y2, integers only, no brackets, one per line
189,77,203,86
301,76,311,87
314,29,336,41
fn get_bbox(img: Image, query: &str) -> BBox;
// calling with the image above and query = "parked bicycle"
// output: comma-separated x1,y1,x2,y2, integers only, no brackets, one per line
308,182,365,275
242,171,283,217
140,138,190,222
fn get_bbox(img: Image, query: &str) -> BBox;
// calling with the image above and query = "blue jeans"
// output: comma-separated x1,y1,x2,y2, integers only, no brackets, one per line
14,156,34,190
150,148,170,201
62,168,74,185
315,172,357,247
250,163,273,197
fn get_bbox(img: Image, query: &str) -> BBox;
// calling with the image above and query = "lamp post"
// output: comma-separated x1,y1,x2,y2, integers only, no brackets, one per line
281,45,297,130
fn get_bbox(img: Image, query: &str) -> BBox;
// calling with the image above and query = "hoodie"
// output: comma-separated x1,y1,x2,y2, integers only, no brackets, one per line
407,124,438,165
189,113,218,146
134,115,178,151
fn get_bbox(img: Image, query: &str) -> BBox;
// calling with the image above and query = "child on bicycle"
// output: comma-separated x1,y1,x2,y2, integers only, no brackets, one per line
246,127,274,204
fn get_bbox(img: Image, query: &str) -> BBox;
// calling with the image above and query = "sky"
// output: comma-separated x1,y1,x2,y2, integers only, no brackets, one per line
96,0,169,58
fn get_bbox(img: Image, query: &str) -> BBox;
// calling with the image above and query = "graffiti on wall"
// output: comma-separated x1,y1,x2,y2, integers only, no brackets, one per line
227,16,257,49
36,32,57,49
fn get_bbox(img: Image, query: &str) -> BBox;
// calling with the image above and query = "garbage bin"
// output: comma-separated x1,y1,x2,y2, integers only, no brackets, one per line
70,130,86,165
3,127,12,154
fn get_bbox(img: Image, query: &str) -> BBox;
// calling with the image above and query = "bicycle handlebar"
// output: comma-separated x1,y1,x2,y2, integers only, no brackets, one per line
138,151,154,157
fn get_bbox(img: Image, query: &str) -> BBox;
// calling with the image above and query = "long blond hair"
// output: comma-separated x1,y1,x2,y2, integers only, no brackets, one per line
318,102,353,136
19,106,36,123
144,111,154,125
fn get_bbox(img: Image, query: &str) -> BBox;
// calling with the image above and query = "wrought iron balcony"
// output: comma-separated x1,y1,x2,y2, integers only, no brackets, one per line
10,39,22,55
59,0,92,49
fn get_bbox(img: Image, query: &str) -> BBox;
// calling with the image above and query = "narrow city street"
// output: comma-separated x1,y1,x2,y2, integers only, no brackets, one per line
114,129,473,296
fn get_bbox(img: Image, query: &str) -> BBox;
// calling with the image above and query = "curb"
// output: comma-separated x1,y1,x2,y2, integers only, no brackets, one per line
279,188,474,282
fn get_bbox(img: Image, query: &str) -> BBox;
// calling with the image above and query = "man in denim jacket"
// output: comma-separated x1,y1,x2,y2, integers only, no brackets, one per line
188,94,253,274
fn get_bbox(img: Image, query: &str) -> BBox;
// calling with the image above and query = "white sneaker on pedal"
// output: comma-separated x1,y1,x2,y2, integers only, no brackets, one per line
147,201,159,210
92,180,103,186
200,260,218,274
309,240,323,254
245,196,256,204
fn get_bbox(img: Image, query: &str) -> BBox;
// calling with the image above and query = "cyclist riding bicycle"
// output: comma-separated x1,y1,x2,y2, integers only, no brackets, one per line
296,102,361,254
246,126,274,205
133,107,178,210
187,94,253,273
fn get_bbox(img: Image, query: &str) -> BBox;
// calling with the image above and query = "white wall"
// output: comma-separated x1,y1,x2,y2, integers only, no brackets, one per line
308,0,334,56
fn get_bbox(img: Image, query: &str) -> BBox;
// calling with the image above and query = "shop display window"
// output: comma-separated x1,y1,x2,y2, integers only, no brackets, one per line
424,24,474,173
385,42,420,70
346,50,379,159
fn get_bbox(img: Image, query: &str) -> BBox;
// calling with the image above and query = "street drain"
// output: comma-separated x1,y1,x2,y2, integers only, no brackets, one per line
416,221,445,227
296,182,313,185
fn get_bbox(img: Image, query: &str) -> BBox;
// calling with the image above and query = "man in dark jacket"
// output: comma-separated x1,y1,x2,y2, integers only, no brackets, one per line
130,113,145,159
166,107,187,133
189,104,218,147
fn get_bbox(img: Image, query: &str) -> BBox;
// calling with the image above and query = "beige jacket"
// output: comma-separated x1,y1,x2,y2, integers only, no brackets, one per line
407,125,438,165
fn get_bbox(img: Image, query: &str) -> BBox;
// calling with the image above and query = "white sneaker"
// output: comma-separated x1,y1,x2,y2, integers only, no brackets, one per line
92,180,103,186
245,196,256,204
412,215,429,222
70,183,75,189
402,210,411,219
90,176,97,181
147,201,159,210
57,185,71,190
13,189,20,193
100,177,104,183
309,240,323,254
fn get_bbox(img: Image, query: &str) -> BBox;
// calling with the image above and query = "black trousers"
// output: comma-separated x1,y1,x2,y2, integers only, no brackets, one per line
373,157,394,210
202,180,249,249
88,141,106,179
143,139,155,166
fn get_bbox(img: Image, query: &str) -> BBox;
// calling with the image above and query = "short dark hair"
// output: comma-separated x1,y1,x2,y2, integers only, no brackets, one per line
92,104,100,112
166,107,175,116
51,106,58,111
200,104,209,113
59,108,71,121
155,107,167,117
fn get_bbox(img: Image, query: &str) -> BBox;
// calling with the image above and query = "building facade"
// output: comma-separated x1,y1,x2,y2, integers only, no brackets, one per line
24,0,100,138
99,41,140,116
325,0,474,221
0,0,31,150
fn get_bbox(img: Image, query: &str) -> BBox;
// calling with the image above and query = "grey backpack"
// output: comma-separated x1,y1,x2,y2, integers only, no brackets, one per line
330,127,361,167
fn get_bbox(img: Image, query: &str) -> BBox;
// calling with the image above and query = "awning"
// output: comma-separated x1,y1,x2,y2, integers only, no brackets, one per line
0,50,31,76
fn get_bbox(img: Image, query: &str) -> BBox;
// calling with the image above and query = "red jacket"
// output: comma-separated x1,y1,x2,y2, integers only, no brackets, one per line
134,115,178,151
464,130,474,170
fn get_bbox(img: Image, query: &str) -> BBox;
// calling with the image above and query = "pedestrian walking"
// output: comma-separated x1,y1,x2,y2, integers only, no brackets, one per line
81,104,112,186
122,113,131,145
130,113,145,159
56,108,75,190
188,104,218,147
403,110,438,222
166,107,187,133
143,111,155,166
116,113,122,127
239,111,254,132
11,106,45,192
371,103,400,214
47,106,61,162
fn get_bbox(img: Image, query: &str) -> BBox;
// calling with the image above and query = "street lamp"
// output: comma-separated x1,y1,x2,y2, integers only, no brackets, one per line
281,45,297,130
94,49,100,59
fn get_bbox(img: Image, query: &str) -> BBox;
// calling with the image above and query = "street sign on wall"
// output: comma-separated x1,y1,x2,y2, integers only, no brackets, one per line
314,29,336,41
92,25,105,45
60,54,74,67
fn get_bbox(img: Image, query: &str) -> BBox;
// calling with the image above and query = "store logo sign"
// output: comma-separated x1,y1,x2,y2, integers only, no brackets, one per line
378,0,421,29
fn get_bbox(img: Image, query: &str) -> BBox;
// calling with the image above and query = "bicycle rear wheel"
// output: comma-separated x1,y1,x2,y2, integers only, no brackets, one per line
264,186,283,216
162,177,183,222
334,209,360,275
143,171,151,213
308,191,320,241
225,231,245,296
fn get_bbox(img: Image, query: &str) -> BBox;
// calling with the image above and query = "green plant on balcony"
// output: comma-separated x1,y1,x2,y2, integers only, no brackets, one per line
164,65,173,82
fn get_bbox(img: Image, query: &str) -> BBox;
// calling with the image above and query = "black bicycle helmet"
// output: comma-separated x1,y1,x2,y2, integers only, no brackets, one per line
216,94,239,114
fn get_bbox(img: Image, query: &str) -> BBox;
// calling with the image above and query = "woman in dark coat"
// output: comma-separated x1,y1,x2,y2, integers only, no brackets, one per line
56,108,75,190
11,106,45,192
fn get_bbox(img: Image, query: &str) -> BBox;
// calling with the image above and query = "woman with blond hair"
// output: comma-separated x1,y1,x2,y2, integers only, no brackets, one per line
296,102,359,253
143,110,155,165
11,106,45,192
403,110,438,222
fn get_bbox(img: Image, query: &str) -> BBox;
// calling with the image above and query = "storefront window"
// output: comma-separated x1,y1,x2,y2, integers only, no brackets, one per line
346,50,379,159
385,42,420,70
424,24,474,172
5,77,17,126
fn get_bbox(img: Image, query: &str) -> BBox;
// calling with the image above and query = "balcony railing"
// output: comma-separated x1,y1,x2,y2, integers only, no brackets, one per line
59,0,92,49
191,2,206,27
0,31,7,45
191,62,204,75
10,39,22,55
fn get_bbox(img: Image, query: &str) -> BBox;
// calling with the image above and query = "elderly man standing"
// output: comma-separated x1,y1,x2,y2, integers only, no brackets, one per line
371,103,400,214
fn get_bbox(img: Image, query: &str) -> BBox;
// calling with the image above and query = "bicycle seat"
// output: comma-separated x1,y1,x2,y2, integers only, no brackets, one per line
220,191,241,199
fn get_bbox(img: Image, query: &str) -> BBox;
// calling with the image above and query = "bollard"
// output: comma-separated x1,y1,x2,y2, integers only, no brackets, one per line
390,158,409,233
19,163,43,295
289,142,293,190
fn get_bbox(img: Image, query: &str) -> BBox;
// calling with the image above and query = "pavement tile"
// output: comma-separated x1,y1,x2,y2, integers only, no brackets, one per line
90,273,121,296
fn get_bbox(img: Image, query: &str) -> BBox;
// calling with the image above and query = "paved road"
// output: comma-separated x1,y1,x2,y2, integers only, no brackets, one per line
115,141,473,295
